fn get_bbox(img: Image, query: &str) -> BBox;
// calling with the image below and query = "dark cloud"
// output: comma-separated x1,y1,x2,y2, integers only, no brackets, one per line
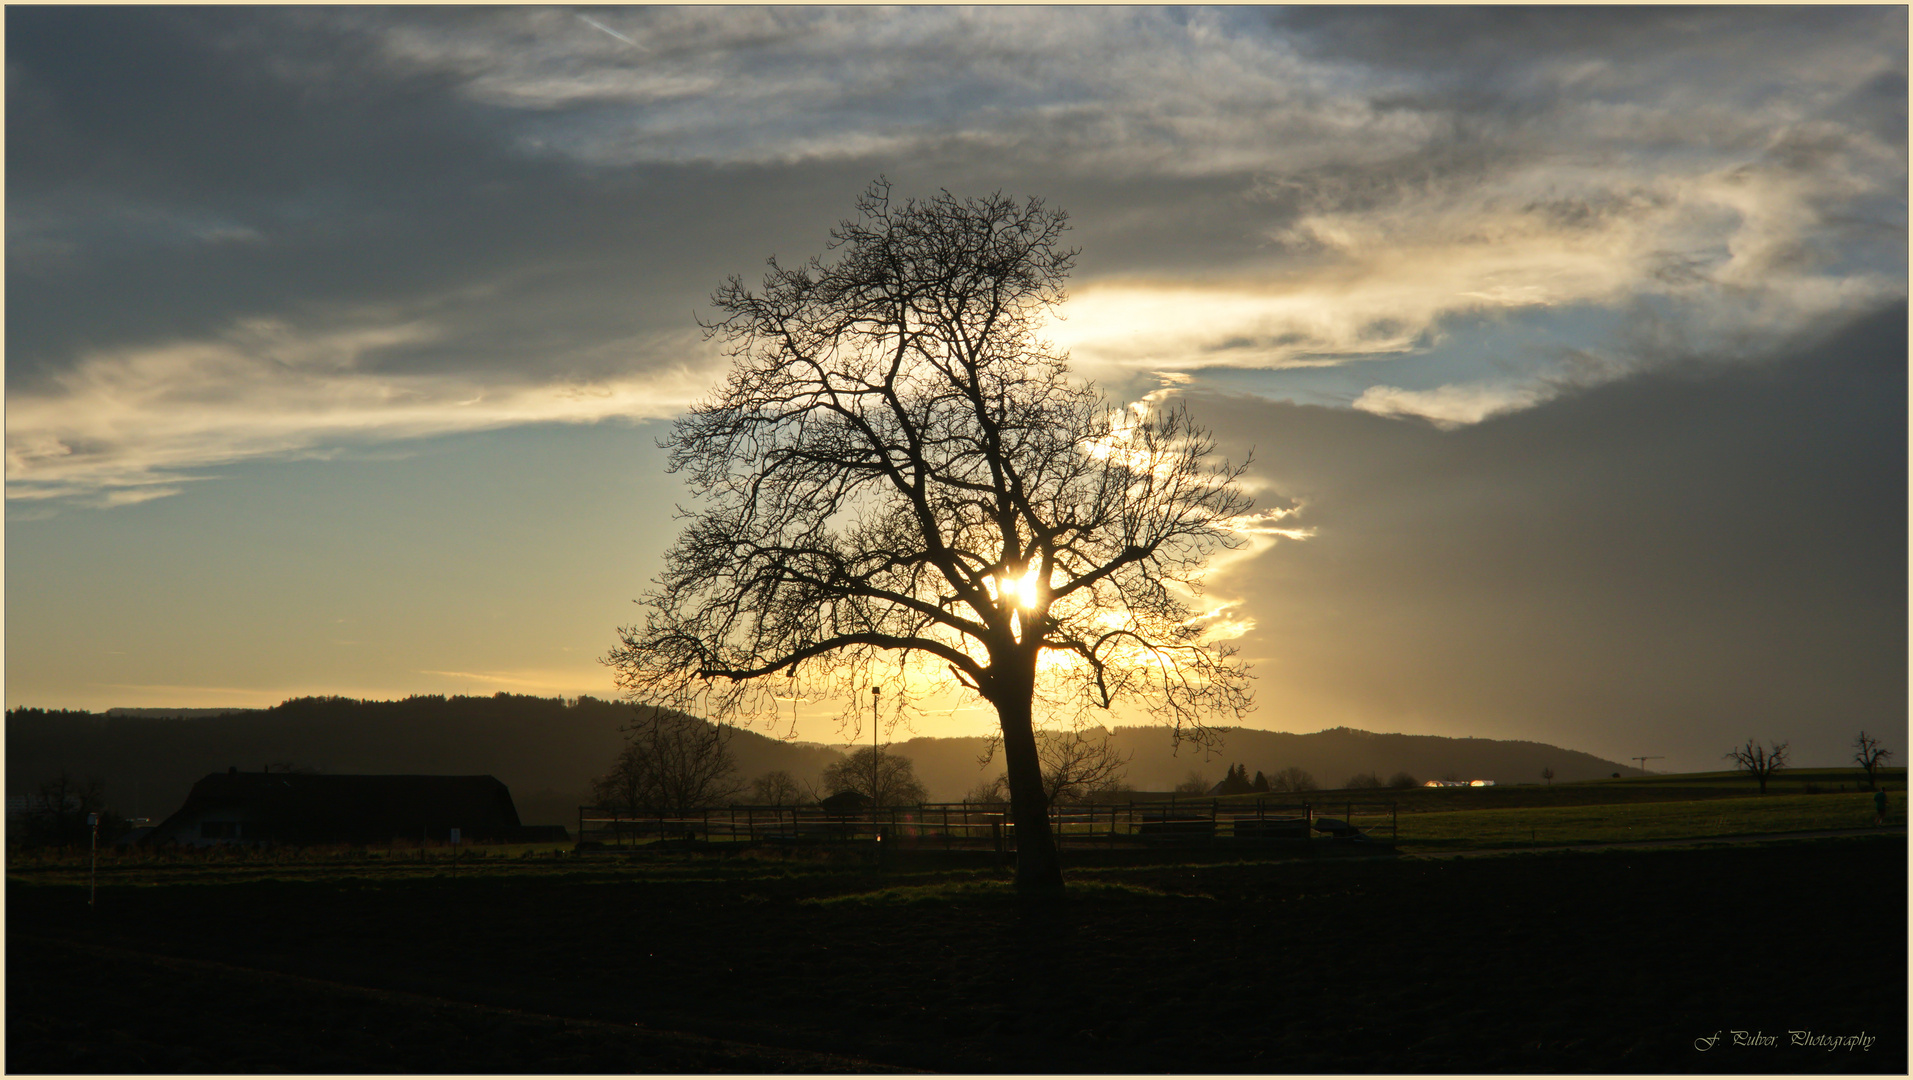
1192,302,1907,767
5,8,893,385
1270,6,1885,82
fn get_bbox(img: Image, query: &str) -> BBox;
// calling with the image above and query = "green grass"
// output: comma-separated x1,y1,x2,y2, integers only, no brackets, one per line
1395,790,1904,849
11,770,1903,885
799,876,1199,907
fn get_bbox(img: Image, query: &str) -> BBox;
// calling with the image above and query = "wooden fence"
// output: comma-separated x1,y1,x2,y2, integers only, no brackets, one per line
576,798,1398,850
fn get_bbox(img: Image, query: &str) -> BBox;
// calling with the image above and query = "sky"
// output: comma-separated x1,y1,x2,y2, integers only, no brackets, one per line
6,6,1906,772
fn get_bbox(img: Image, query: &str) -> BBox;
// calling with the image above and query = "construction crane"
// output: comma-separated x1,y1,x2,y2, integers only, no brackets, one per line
1632,756,1664,775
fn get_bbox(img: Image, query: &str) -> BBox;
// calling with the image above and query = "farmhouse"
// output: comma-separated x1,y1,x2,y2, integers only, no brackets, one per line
145,770,527,847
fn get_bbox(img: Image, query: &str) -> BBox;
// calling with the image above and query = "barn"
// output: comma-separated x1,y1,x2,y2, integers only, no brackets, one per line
145,770,528,847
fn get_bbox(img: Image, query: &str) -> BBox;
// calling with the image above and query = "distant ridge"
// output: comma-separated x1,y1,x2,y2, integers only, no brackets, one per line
9,696,1638,821
861,725,1639,800
105,707,263,719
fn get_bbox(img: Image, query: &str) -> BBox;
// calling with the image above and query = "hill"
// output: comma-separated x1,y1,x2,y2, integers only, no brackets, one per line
872,725,1638,799
7,696,858,827
8,696,1639,822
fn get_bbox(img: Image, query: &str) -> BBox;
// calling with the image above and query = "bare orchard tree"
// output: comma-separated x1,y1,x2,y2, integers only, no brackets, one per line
822,746,928,807
608,181,1254,891
1724,738,1789,795
1270,766,1319,793
747,769,805,805
1853,731,1892,791
979,727,1133,805
965,774,1010,806
1174,770,1213,796
591,710,744,816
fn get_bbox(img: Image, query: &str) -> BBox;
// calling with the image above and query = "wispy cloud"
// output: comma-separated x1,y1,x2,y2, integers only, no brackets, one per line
5,314,718,506
7,5,1903,506
1352,382,1554,429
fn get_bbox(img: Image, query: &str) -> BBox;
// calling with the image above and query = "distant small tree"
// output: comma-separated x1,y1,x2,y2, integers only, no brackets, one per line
1173,770,1212,796
824,746,928,807
1387,771,1419,789
1251,770,1270,793
1270,766,1318,793
965,774,1010,805
1853,731,1892,791
983,728,1133,806
1344,772,1384,790
1725,738,1789,795
591,711,744,816
1541,767,1555,786
747,769,804,805
18,771,122,848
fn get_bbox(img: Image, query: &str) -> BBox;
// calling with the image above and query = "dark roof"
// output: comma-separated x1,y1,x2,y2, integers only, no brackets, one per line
148,772,521,845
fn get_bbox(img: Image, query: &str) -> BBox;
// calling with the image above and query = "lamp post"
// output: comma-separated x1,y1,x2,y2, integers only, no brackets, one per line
87,812,100,907
870,685,881,809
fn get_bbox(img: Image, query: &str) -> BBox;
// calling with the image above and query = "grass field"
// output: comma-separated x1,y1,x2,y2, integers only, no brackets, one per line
8,768,1906,1072
9,771,1904,886
9,834,1904,1073
1394,789,1904,848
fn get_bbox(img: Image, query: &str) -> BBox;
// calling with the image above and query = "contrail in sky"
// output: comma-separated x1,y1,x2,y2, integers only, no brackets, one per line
576,13,636,46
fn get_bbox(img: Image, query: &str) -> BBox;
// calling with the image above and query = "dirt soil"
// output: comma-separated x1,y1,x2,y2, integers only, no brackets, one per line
8,834,1905,1073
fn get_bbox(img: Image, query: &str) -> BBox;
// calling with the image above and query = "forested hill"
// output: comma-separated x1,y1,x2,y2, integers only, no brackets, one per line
7,695,833,829
10,695,1639,825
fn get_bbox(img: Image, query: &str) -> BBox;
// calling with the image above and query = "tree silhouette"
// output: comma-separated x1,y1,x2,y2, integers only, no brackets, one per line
1174,770,1213,795
747,769,805,805
591,711,743,816
978,727,1133,805
1853,731,1892,791
1724,738,1788,795
608,181,1255,891
823,746,928,807
1270,765,1318,793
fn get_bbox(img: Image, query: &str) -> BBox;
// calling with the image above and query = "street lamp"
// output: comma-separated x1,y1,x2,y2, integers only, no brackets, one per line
870,685,881,809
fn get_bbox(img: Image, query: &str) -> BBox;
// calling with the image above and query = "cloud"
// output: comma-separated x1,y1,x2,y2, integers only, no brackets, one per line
1184,302,1907,770
1352,382,1553,428
6,6,1903,507
5,314,718,506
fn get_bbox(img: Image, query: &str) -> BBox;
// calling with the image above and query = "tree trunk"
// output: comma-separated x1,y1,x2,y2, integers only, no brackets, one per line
992,677,1065,892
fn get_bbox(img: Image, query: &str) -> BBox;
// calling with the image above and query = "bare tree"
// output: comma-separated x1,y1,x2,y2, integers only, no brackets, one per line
965,774,1010,806
1724,738,1789,795
1173,770,1213,796
747,769,804,805
823,746,928,807
591,710,744,816
980,727,1133,805
1853,731,1892,791
1344,772,1384,790
1270,766,1318,793
1387,771,1419,789
1541,767,1555,786
19,771,116,848
607,181,1255,891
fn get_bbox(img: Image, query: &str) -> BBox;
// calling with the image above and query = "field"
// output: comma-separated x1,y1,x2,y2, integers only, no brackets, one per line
9,778,1907,1075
